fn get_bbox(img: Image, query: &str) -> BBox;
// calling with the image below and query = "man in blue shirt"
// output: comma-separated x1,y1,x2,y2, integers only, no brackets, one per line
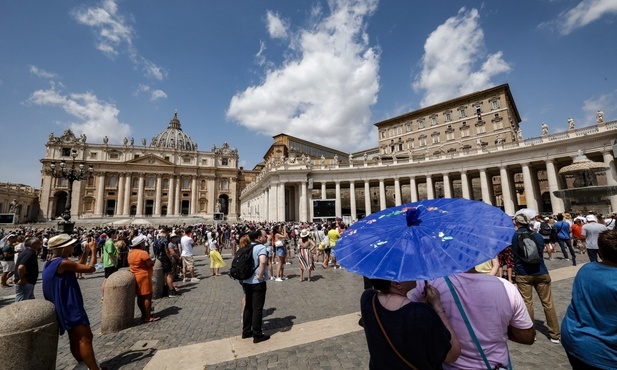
553,213,576,265
241,229,270,344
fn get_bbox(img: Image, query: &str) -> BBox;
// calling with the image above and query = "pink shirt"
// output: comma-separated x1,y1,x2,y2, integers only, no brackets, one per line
410,273,532,370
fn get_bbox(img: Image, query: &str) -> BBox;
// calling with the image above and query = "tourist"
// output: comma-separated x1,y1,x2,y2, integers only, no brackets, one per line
101,229,119,302
561,230,617,369
180,226,199,282
209,236,225,276
273,224,288,281
582,214,607,262
297,229,316,282
1,234,17,287
42,234,104,370
363,278,461,369
512,213,561,344
128,234,160,323
553,213,576,265
241,229,270,343
14,236,42,301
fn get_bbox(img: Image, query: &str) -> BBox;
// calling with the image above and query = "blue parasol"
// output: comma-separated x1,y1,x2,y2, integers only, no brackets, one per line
336,198,515,281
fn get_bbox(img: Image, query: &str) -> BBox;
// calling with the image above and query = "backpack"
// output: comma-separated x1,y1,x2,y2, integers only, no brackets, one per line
516,231,542,264
153,236,167,258
229,243,256,280
539,222,552,236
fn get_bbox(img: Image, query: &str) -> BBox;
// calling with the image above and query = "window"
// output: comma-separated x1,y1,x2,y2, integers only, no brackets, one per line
222,158,229,166
419,136,427,146
165,156,170,161
90,152,98,159
444,112,452,122
407,140,415,150
476,107,482,117
183,157,190,164
221,180,228,190
418,119,425,129
62,148,71,157
109,152,119,159
201,159,208,165
493,121,503,130
458,108,467,118
201,180,207,190
389,128,394,137
490,99,500,110
397,126,402,135
163,179,169,189
108,176,117,187
406,123,412,132
446,131,455,141
147,177,155,188
381,131,386,139
432,133,440,144
182,178,190,189
477,125,486,134
132,178,139,188
430,116,438,126
59,178,67,187
134,154,140,159
398,143,403,151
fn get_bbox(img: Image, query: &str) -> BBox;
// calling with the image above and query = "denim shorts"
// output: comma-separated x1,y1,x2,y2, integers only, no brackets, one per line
276,246,287,257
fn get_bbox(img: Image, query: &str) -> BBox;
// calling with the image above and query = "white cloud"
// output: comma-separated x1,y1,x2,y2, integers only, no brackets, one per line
549,0,617,35
413,8,511,107
582,91,616,121
134,84,167,101
27,83,131,143
227,0,380,152
29,65,58,79
72,0,167,80
266,11,289,39
150,89,167,101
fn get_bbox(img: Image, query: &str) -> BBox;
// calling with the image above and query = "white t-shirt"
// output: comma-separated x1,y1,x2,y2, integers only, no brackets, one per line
180,235,194,257
582,222,608,249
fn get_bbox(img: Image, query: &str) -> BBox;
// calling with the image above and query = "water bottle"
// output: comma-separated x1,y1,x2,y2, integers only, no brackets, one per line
95,263,104,271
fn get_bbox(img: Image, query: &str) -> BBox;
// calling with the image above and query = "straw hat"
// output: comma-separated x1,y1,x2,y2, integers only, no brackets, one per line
47,234,77,250
130,234,147,247
300,229,310,238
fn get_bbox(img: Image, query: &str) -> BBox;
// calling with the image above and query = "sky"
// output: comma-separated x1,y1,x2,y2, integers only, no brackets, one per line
1,0,616,188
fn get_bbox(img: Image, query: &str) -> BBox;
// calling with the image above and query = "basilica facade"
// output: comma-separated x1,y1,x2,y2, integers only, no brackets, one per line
39,113,252,222
240,84,617,222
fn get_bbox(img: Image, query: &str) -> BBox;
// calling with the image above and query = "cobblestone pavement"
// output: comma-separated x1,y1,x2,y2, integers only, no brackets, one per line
0,245,585,370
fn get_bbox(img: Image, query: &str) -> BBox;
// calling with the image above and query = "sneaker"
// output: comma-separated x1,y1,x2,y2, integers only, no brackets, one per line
285,261,291,265
275,278,283,282
281,276,288,280
550,338,561,344
269,276,275,281
572,259,577,266
190,277,200,282
168,292,179,298
253,334,270,344
184,278,190,282
241,333,252,339
564,258,570,261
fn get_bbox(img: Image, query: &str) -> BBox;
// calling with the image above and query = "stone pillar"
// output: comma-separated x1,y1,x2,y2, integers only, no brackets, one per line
0,300,59,370
168,176,175,217
174,177,181,216
321,182,327,200
123,175,131,216
364,180,372,216
300,180,308,222
426,175,434,200
268,183,277,222
410,176,418,202
335,181,342,218
152,259,165,300
101,270,137,334
136,174,145,217
545,159,565,214
479,169,493,205
603,150,617,212
307,184,313,221
521,163,538,211
443,173,452,198
394,178,402,206
379,179,386,211
117,173,125,216
349,182,357,221
96,173,105,216
191,176,198,215
461,171,471,199
499,166,516,216
278,182,285,221
154,175,162,217
265,187,270,221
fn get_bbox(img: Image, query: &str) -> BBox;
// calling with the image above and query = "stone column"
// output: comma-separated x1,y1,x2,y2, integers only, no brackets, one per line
306,184,313,221
101,270,136,334
603,150,617,212
545,159,565,214
521,163,538,211
300,180,308,222
321,182,327,200
426,175,434,200
479,169,493,205
0,300,59,370
499,166,516,215
410,176,418,202
278,182,285,221
394,178,402,206
96,173,105,216
174,177,181,216
190,176,198,215
264,187,270,221
349,182,357,220
364,180,372,216
40,175,53,220
443,173,452,198
268,183,277,221
461,171,471,199
154,175,162,217
206,177,216,214
379,179,386,211
123,175,131,216
168,176,175,217
117,173,125,216
335,181,342,218
136,174,145,216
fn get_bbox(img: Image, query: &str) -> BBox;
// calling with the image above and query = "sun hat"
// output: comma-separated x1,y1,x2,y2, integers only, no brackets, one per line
514,213,530,225
586,215,597,222
130,234,147,247
170,232,177,238
300,229,310,238
47,234,77,250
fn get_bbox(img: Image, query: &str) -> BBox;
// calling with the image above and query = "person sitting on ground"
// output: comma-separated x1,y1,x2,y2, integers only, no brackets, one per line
362,278,461,369
128,234,160,323
561,230,617,369
42,234,104,370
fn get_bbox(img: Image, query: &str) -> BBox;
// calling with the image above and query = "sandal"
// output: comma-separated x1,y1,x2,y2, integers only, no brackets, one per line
142,317,161,323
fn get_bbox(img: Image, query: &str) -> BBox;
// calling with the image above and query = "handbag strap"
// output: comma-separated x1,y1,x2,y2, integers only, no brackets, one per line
371,294,419,370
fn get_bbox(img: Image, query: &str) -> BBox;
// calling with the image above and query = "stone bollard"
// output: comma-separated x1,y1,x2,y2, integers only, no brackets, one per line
152,258,165,299
102,270,136,334
0,300,59,370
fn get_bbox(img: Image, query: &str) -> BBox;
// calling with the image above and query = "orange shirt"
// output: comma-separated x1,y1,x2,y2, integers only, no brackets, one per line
571,223,583,239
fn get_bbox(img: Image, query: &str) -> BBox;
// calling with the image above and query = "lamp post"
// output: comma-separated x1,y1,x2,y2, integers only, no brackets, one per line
49,149,93,234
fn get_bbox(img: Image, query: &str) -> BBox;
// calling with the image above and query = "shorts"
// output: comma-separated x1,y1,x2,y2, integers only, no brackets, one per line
324,247,332,256
182,256,194,270
104,266,118,278
1,260,15,273
276,246,287,257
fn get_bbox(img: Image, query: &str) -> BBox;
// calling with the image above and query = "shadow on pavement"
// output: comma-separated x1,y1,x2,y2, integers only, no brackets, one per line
101,348,156,370
155,306,182,320
264,315,296,333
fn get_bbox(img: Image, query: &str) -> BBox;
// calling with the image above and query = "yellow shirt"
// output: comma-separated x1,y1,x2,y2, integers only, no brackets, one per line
327,229,340,247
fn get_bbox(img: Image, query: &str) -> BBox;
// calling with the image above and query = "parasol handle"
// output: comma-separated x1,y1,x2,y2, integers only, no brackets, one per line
406,207,421,227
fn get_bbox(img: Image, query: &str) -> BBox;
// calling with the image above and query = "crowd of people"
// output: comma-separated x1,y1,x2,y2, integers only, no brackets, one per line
0,210,615,369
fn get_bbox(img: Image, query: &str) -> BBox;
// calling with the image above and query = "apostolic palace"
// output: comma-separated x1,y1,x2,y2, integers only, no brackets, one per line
33,83,617,224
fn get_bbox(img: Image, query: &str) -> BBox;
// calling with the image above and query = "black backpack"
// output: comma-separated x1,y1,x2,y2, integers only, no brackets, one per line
229,243,257,280
516,231,542,264
539,222,552,236
153,236,167,257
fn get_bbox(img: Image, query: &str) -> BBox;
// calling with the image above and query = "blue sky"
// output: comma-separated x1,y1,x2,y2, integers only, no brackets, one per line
1,0,616,188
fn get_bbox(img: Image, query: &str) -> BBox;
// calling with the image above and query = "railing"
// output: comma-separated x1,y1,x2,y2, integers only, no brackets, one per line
548,132,570,141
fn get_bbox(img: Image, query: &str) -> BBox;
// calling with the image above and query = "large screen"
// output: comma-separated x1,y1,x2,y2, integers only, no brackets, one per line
0,214,15,224
313,200,336,218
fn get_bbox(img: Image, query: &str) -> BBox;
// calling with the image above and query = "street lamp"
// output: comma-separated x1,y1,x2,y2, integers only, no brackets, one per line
49,148,94,234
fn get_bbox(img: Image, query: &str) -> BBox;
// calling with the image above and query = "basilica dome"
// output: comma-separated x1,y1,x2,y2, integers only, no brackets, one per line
151,113,196,151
